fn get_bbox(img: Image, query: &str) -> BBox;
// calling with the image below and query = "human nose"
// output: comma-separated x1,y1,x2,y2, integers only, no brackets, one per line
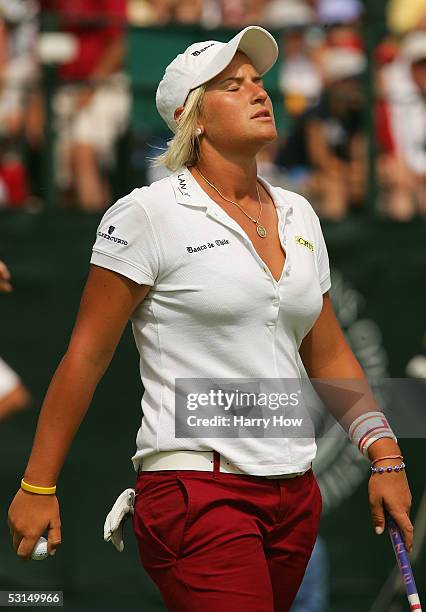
251,83,267,104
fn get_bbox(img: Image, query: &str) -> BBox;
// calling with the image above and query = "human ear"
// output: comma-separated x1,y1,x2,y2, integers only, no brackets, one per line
174,106,185,123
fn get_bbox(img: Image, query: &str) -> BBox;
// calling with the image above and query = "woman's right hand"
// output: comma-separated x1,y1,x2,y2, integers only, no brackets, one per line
8,489,62,560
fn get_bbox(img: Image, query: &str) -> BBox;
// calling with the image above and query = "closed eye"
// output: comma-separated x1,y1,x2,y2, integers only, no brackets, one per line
219,75,265,92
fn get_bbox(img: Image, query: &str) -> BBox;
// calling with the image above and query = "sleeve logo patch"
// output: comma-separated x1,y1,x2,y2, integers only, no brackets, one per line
295,236,314,252
97,226,128,245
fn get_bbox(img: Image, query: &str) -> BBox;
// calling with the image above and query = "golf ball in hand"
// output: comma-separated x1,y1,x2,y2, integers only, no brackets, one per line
31,536,48,561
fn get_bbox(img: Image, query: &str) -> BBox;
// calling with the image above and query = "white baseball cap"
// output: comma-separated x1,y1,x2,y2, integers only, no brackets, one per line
156,25,279,133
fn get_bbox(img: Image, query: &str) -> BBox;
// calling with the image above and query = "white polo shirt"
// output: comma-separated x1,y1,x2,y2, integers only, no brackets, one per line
90,166,331,475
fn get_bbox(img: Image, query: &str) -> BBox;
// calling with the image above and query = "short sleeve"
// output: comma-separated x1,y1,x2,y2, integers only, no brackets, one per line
0,358,20,398
90,197,160,286
313,213,331,294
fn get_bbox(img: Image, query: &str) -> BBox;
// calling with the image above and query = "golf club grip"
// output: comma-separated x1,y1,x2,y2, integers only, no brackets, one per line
387,514,422,611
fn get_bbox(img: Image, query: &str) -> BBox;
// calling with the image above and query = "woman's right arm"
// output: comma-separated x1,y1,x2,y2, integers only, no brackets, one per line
7,265,151,560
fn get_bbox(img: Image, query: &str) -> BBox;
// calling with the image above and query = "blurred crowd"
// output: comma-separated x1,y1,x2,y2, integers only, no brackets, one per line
0,0,426,221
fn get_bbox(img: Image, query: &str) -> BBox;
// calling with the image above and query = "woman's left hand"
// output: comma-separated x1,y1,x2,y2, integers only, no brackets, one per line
368,463,413,551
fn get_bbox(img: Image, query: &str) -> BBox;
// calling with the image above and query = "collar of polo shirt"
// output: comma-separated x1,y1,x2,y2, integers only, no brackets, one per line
171,167,292,218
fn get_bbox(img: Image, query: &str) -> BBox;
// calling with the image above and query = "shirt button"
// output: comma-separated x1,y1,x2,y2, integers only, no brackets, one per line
272,298,280,307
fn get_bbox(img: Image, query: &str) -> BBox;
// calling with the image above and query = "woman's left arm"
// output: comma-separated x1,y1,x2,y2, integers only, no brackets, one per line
299,293,413,550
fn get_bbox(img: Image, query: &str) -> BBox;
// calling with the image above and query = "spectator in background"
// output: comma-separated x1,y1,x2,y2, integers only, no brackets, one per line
316,0,363,28
266,1,321,118
313,0,364,83
128,0,204,27
252,1,319,190
256,1,321,189
214,0,266,28
0,260,31,421
127,0,172,26
0,0,37,208
0,0,38,139
245,0,268,25
171,0,203,24
381,32,426,219
306,49,367,220
373,40,419,221
219,0,248,28
38,0,130,211
277,49,366,220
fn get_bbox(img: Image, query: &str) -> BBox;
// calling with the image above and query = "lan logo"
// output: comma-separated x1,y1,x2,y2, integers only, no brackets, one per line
295,236,314,252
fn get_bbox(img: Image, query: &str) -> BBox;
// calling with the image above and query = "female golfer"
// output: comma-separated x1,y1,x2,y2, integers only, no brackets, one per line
8,26,412,612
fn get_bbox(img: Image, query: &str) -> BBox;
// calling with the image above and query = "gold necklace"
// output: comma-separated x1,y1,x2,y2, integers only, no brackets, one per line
194,167,267,238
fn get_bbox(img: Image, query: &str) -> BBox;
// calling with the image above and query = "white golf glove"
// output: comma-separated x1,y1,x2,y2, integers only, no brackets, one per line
104,488,135,552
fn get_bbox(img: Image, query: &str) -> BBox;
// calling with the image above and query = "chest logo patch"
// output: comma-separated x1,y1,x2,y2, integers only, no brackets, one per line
295,236,314,252
186,238,230,253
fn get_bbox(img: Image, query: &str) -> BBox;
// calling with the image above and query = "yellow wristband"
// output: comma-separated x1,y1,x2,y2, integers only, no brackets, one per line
21,479,57,495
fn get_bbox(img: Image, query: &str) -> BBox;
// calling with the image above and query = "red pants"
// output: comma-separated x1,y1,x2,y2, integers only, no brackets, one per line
132,457,322,612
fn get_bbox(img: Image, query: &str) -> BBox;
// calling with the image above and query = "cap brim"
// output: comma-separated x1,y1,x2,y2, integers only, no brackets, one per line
190,26,278,91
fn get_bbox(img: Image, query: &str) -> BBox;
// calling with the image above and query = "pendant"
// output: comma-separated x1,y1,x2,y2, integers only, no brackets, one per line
256,223,267,238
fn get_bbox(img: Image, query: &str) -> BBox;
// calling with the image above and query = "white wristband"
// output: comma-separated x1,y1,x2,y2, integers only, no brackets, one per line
348,411,397,456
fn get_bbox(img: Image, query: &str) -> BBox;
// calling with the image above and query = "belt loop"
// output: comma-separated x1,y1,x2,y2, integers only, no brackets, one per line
213,450,220,476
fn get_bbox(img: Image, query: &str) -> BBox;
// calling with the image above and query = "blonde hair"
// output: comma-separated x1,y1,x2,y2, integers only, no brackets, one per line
151,84,207,172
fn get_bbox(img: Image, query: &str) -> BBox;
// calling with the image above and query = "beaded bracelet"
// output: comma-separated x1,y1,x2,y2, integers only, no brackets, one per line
370,463,406,475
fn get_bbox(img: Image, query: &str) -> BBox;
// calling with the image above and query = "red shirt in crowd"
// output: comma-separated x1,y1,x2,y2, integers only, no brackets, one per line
41,0,126,80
